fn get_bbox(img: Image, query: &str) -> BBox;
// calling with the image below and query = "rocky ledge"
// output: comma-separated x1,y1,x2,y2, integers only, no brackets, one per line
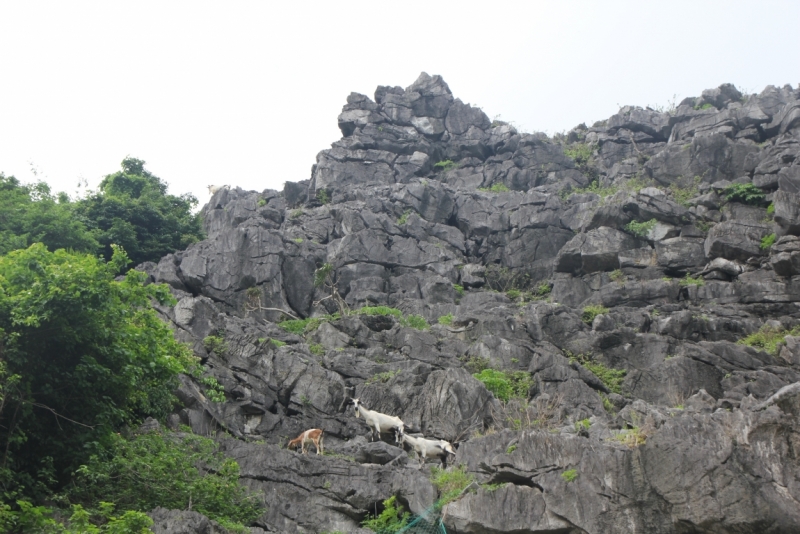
142,74,800,533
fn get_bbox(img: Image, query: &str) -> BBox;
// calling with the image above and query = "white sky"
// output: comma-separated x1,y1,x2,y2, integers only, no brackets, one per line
1,1,798,204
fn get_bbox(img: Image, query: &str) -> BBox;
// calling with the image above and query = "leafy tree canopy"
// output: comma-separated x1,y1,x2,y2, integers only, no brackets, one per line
0,244,198,500
0,174,98,257
76,157,204,267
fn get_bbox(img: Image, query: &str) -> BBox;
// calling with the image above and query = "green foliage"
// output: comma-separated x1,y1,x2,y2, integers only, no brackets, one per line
612,426,647,447
582,305,608,324
562,180,617,200
271,339,287,348
506,445,517,454
433,160,457,171
575,419,591,431
75,157,204,267
601,395,615,413
0,173,99,257
694,103,714,110
431,465,473,506
767,202,775,215
356,306,403,318
505,289,521,300
724,183,765,205
293,237,303,244
0,244,198,499
473,369,532,403
314,263,334,288
563,143,594,168
400,314,429,330
738,325,800,355
397,210,413,225
366,369,401,385
257,198,266,207
316,189,330,205
480,482,507,492
0,501,154,533
678,274,705,287
200,376,226,403
361,495,409,533
461,355,490,374
761,233,776,250
625,219,657,237
69,429,263,529
561,469,578,482
535,282,552,297
609,269,625,284
585,360,626,395
453,284,465,296
290,209,303,219
438,314,454,326
309,344,325,356
478,183,511,193
669,176,701,207
203,335,227,355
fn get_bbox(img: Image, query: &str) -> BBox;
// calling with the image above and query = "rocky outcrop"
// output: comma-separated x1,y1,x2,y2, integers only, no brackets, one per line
142,74,800,533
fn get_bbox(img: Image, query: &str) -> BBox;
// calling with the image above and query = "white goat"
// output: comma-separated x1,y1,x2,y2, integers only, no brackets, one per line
395,429,456,468
350,398,405,442
207,184,230,195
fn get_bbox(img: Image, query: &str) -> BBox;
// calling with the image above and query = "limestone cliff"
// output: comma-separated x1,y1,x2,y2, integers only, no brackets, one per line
143,73,800,533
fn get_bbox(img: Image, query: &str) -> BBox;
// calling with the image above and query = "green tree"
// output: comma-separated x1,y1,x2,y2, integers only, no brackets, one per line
0,174,98,256
0,244,198,500
76,157,204,267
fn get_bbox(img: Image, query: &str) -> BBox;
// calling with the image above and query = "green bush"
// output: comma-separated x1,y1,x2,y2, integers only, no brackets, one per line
583,361,626,394
453,284,465,296
361,495,409,533
724,183,765,205
0,501,154,534
506,289,521,300
397,210,413,225
562,180,617,200
366,369,401,384
678,274,704,287
0,245,198,499
461,355,490,374
203,335,227,355
563,143,594,167
438,313,454,326
357,306,403,318
431,465,473,506
309,344,325,356
473,369,532,403
669,176,701,207
582,305,608,324
767,202,775,214
433,160,457,171
561,469,578,482
738,325,800,355
317,189,330,204
400,314,429,330
761,233,776,250
278,314,340,335
478,183,511,193
69,429,263,530
506,444,517,454
625,219,657,237
569,352,626,394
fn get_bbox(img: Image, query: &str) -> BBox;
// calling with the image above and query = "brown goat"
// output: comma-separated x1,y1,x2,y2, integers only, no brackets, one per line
287,428,324,455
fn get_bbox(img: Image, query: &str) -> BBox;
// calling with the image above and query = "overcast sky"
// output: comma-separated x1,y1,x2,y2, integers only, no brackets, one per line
1,1,798,204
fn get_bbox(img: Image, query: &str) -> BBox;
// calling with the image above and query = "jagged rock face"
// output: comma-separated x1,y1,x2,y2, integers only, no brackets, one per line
142,74,800,533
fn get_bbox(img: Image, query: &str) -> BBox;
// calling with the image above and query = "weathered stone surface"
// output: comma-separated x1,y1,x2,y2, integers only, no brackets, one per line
704,220,772,261
139,75,800,533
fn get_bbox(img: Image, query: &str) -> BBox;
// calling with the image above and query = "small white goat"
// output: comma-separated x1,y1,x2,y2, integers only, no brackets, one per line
207,184,230,195
287,428,324,455
350,398,405,442
395,429,456,468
